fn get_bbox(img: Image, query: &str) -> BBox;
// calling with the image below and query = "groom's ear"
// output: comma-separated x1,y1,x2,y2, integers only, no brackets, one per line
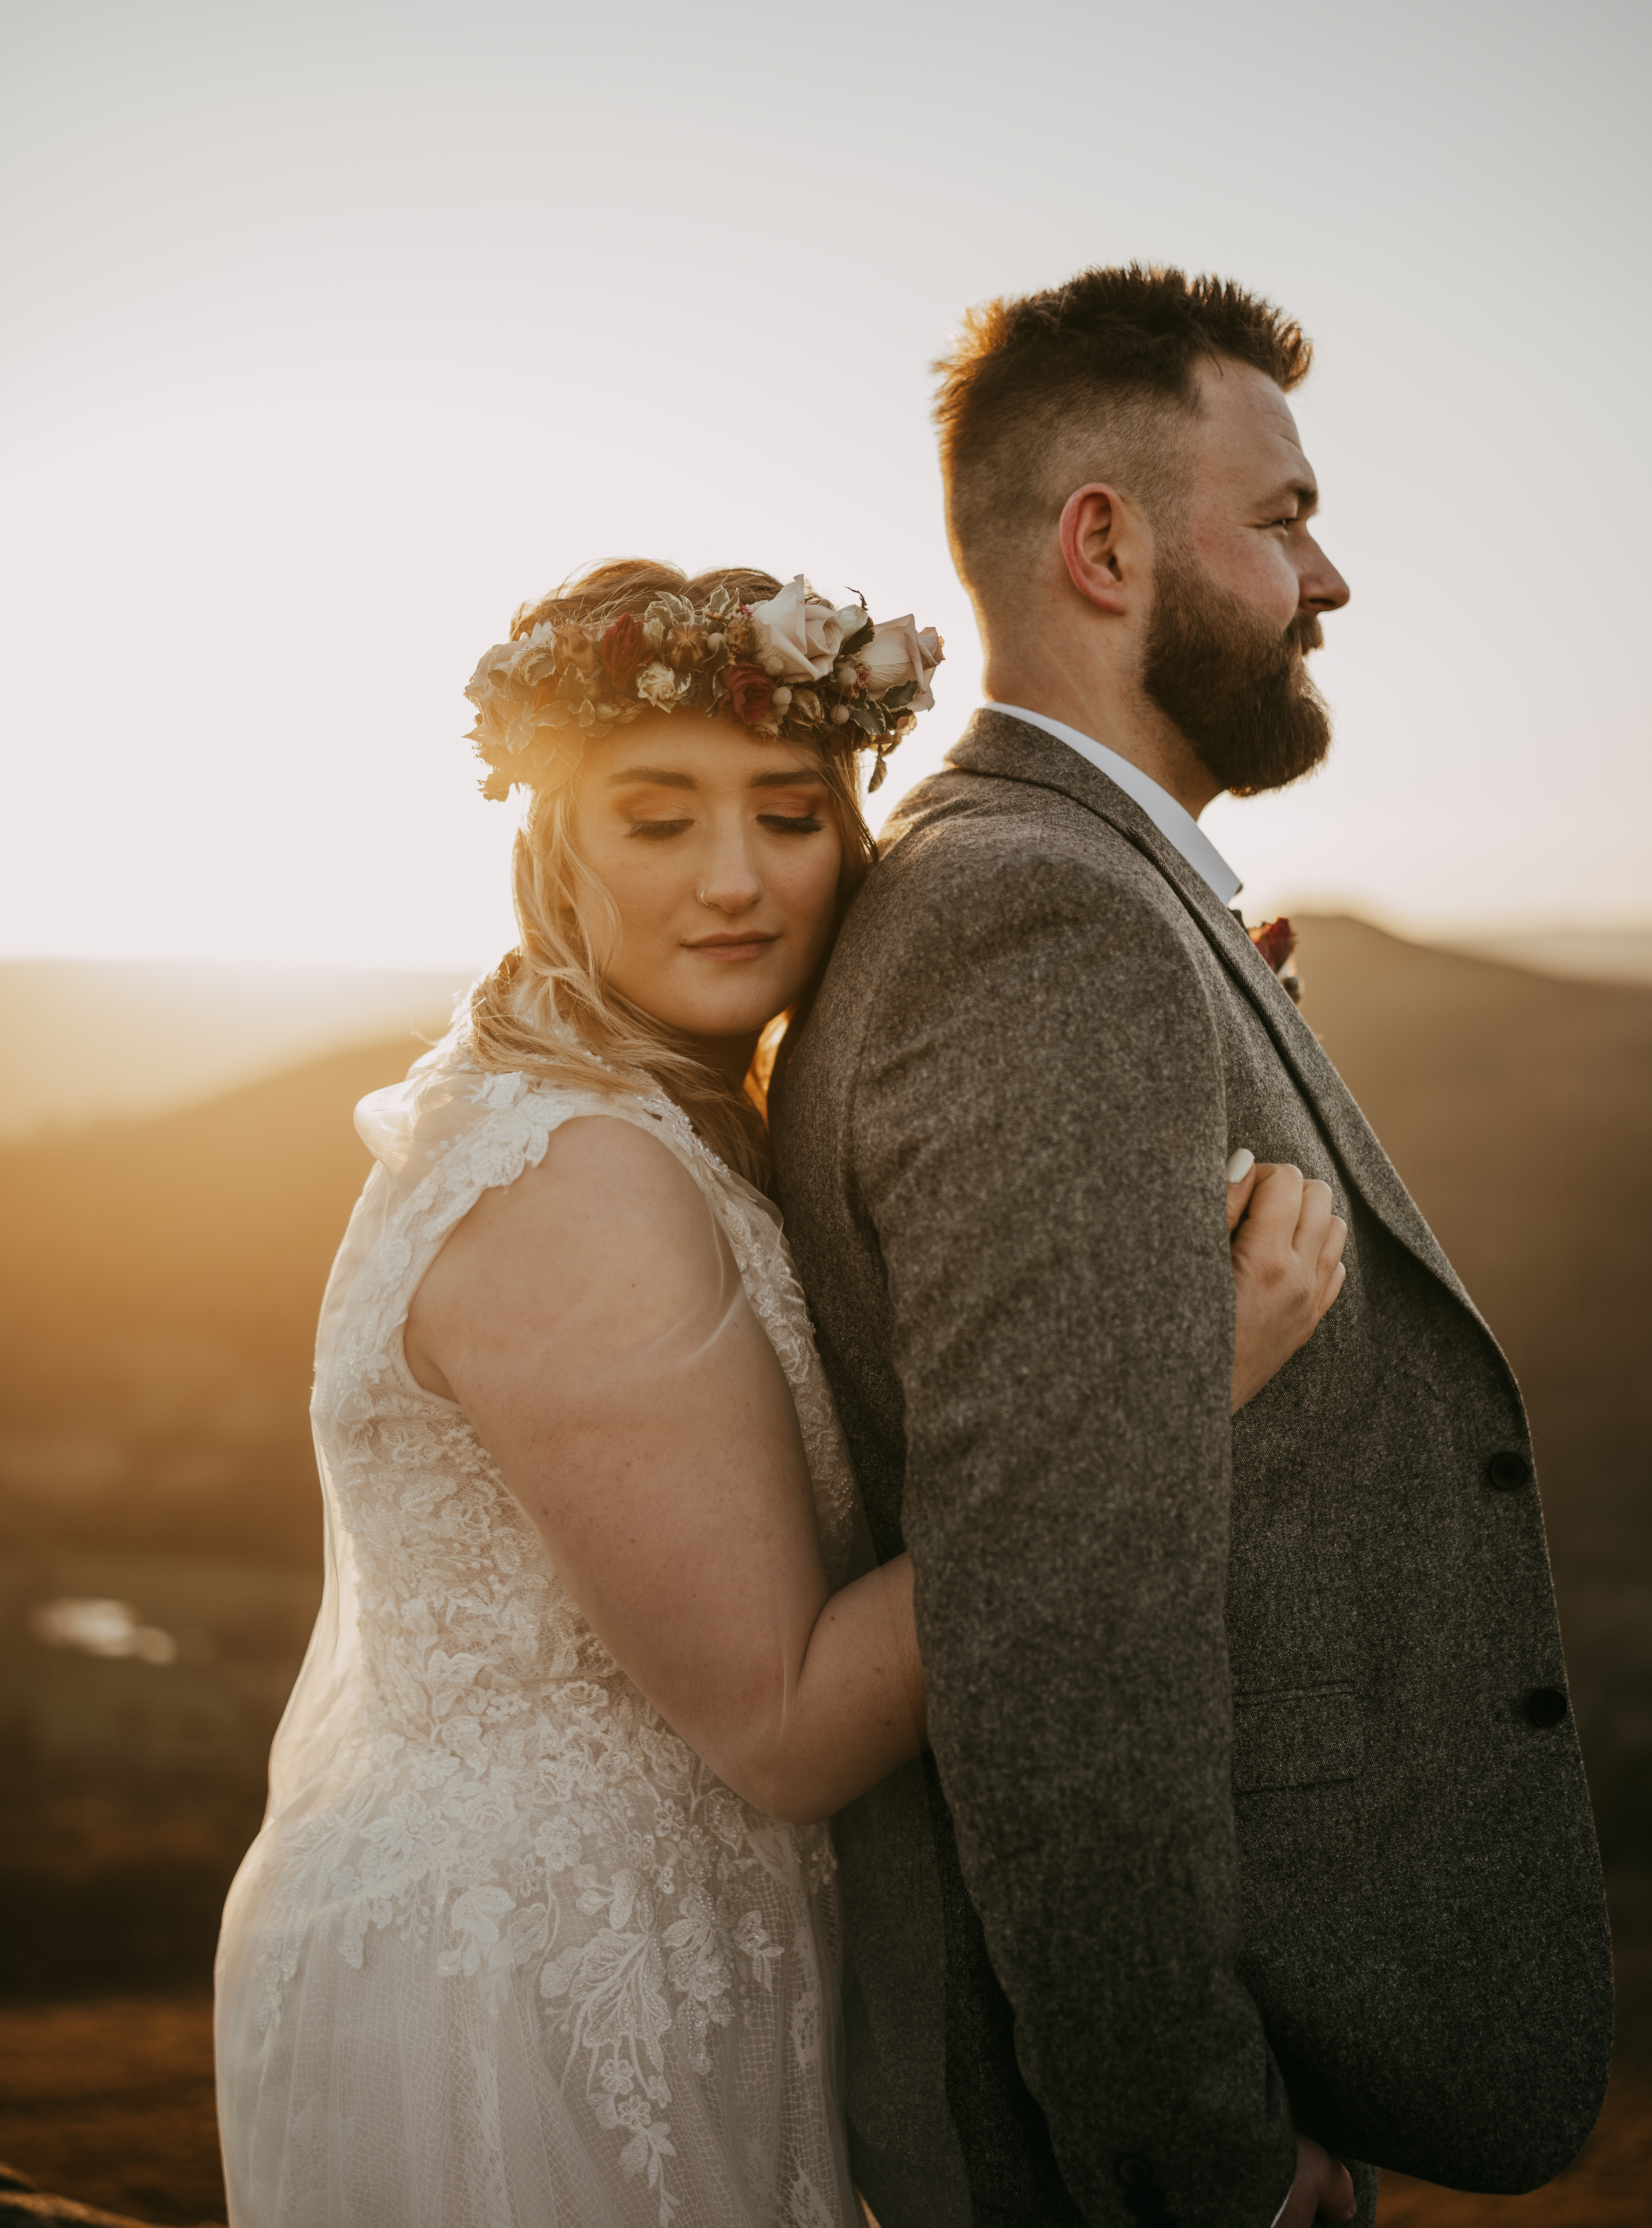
1058,483,1137,616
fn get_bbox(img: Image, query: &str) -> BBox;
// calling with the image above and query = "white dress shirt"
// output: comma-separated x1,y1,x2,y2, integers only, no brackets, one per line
984,702,1243,909
988,708,1286,2224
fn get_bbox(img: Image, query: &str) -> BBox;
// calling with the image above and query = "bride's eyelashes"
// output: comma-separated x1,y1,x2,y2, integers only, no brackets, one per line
623,812,826,841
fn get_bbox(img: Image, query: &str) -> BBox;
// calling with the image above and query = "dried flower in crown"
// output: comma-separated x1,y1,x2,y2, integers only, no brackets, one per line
464,574,944,802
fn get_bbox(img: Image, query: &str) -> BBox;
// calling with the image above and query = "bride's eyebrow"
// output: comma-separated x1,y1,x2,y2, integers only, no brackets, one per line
751,767,825,788
606,766,695,789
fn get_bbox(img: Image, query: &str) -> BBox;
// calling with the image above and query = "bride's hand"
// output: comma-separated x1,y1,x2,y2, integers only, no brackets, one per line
1224,1148,1347,1412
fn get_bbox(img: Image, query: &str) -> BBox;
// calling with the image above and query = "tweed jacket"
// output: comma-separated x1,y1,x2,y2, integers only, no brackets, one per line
769,711,1611,2228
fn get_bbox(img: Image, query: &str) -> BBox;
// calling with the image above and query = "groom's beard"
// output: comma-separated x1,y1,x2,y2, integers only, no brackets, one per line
1141,549,1333,796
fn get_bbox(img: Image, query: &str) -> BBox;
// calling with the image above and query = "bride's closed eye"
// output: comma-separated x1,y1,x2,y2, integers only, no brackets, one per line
622,811,825,839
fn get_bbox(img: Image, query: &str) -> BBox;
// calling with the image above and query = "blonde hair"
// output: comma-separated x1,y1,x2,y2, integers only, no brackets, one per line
466,559,877,1187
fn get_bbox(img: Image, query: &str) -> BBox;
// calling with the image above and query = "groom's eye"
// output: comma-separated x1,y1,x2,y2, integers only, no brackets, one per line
626,818,694,841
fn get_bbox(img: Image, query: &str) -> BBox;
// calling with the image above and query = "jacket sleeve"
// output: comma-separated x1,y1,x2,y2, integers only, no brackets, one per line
851,848,1296,2228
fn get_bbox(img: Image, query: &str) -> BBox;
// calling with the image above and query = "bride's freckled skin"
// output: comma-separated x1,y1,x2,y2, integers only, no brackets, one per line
570,712,845,1090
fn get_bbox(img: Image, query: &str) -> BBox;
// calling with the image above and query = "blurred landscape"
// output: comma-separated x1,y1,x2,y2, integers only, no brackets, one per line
0,959,472,1142
0,920,1647,2221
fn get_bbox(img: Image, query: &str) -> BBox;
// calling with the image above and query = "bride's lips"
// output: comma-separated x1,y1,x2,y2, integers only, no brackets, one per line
683,930,780,964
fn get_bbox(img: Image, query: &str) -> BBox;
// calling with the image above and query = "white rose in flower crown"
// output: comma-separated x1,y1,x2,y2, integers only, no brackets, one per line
509,620,561,688
635,659,684,712
497,697,541,757
749,575,847,681
860,613,941,712
464,640,519,711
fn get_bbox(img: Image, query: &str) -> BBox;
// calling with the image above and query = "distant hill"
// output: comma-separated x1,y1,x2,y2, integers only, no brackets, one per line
0,1036,418,1564
1439,924,1652,986
0,958,473,1141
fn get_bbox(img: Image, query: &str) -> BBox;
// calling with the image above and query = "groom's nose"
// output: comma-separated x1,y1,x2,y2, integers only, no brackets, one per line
1300,534,1351,613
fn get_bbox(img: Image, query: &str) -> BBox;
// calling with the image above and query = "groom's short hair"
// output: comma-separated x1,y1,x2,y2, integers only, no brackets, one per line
935,264,1311,613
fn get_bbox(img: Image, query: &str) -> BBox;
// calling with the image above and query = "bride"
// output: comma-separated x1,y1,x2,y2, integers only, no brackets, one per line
214,560,1346,2228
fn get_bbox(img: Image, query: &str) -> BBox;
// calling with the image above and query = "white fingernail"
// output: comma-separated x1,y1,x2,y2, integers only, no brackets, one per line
1224,1147,1255,1184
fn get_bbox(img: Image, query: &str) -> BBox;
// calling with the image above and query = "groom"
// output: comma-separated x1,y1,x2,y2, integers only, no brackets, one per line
771,266,1611,2228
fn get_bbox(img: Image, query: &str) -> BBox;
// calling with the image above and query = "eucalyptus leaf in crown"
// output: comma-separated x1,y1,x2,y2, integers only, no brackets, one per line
465,574,943,801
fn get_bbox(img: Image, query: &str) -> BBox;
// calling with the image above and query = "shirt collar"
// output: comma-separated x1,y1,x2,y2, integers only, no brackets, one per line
982,702,1243,908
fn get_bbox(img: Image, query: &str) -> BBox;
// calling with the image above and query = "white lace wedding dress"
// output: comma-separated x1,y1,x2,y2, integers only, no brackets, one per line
215,1043,864,2228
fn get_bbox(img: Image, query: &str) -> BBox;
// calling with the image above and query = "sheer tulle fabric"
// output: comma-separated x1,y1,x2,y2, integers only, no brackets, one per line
215,1044,864,2227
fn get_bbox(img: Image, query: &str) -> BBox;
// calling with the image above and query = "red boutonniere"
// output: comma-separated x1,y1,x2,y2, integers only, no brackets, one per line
1249,917,1303,1005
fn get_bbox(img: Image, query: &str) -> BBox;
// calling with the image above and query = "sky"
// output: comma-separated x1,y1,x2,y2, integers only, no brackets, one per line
2,0,1648,970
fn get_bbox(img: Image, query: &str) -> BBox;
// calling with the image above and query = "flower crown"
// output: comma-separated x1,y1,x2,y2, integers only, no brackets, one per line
466,574,943,801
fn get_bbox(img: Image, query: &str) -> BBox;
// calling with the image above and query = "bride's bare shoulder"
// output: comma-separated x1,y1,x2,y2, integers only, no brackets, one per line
536,1105,703,1194
408,1108,722,1384
472,1106,712,1254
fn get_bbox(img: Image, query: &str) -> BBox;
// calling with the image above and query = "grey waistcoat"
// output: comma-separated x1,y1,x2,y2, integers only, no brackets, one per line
769,712,1610,2228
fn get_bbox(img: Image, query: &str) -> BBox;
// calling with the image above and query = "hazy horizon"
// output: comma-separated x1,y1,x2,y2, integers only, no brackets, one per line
6,921,1650,1144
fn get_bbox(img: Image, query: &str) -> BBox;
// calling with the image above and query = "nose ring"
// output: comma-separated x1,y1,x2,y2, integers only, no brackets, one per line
697,888,711,907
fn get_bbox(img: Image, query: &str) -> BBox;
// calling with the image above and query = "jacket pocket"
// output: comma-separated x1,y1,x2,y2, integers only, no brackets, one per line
1232,1682,1364,1794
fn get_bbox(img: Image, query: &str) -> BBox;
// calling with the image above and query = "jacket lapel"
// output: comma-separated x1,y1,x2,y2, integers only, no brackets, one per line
938,711,1471,1309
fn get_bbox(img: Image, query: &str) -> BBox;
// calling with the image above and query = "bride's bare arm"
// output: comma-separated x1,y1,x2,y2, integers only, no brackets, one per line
404,1114,925,1827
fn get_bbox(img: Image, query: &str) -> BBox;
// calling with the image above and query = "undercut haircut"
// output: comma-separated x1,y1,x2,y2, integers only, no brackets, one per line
934,263,1312,616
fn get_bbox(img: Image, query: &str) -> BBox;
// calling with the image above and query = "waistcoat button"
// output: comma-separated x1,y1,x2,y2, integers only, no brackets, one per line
1487,1450,1531,1491
1524,1687,1568,1728
1114,2155,1174,2225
